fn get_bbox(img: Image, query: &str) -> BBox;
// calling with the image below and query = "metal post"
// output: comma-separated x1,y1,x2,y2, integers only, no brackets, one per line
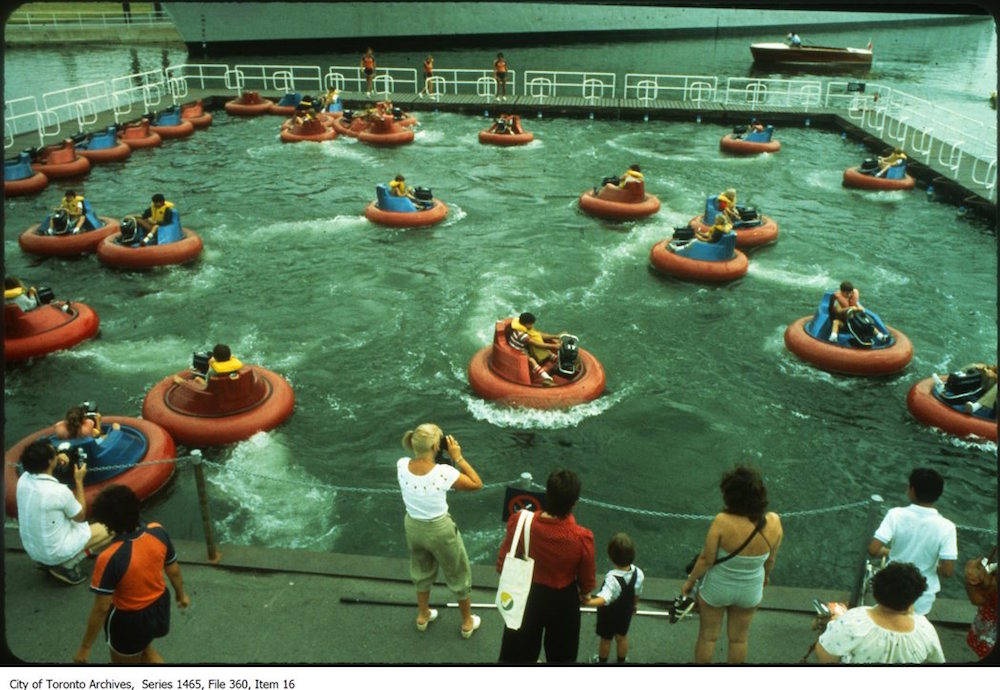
849,494,883,606
191,449,222,563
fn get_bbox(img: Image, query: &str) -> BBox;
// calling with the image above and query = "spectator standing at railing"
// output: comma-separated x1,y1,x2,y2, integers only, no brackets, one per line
867,468,957,617
420,55,435,98
122,1,131,24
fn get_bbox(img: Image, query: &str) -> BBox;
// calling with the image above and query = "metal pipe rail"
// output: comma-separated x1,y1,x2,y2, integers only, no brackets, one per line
6,10,170,28
623,73,718,104
522,70,614,100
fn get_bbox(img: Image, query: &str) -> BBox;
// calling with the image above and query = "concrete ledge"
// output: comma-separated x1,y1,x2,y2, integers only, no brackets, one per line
4,24,182,45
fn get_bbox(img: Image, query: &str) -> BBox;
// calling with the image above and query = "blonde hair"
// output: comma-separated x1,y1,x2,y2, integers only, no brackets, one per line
401,423,442,456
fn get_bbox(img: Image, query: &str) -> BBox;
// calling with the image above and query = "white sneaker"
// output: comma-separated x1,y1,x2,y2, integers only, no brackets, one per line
931,373,945,392
828,332,837,342
965,401,982,414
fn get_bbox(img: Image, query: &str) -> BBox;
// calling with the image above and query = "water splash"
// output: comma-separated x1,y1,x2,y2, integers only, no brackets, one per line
462,386,629,429
208,431,342,550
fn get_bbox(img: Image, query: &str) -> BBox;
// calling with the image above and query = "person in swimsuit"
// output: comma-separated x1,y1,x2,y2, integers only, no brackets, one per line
421,55,434,97
681,465,783,663
493,52,508,100
361,47,376,95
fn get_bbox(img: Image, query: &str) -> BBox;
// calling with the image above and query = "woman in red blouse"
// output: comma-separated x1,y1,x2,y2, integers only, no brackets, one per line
497,468,596,663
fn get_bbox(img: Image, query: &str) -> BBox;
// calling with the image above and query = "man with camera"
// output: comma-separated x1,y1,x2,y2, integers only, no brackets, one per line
16,439,112,585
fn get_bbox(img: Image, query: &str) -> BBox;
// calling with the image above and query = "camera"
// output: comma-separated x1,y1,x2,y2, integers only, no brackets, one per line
53,442,88,485
669,594,696,624
80,400,99,421
434,432,453,465
811,599,830,616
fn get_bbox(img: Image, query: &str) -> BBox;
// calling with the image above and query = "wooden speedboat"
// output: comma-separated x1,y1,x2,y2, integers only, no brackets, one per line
750,42,872,66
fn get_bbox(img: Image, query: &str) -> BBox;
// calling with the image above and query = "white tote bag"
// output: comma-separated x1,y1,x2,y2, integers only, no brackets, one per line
495,509,535,630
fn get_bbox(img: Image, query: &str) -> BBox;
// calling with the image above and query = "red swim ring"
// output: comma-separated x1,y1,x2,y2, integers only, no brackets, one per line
180,100,213,128
783,316,913,376
906,376,997,442
4,171,49,197
467,319,606,409
4,301,100,362
579,182,660,220
4,416,176,519
120,120,163,149
648,239,749,283
142,365,295,447
150,118,195,140
842,166,915,191
31,140,91,179
77,141,131,164
279,119,337,143
19,217,121,256
719,134,781,155
225,92,275,116
688,214,779,248
96,229,203,269
365,199,449,228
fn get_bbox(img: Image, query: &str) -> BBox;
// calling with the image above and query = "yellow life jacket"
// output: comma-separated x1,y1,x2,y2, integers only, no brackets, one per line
4,287,25,300
60,194,85,217
511,318,551,362
389,180,407,196
148,200,175,225
621,169,644,187
210,356,243,374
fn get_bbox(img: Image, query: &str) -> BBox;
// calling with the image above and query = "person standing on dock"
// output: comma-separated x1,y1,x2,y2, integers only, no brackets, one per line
361,47,376,95
868,468,957,617
74,485,190,664
420,55,435,97
493,52,508,101
786,32,802,47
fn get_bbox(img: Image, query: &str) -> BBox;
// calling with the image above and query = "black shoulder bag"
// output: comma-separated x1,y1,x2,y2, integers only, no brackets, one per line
686,514,767,575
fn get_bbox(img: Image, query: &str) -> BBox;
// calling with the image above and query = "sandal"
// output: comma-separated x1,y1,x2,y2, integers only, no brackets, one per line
460,614,481,639
415,608,438,632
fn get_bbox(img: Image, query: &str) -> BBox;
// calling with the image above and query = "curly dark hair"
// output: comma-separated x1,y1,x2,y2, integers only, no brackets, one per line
720,465,768,522
91,484,141,534
872,562,927,611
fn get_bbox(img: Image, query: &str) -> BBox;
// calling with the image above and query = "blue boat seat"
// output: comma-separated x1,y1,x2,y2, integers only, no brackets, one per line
375,184,417,212
884,161,907,180
744,125,774,143
153,210,183,244
39,199,102,234
277,93,303,107
703,195,721,224
675,229,736,261
153,106,182,126
80,125,119,151
4,152,35,181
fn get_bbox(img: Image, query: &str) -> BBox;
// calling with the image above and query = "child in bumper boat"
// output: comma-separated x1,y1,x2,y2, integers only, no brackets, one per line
174,343,243,390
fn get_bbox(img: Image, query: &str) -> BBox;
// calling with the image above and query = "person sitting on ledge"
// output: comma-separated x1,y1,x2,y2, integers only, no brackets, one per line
876,147,907,177
174,343,243,390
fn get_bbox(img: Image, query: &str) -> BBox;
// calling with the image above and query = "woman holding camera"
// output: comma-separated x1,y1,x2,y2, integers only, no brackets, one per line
815,562,945,663
397,424,483,638
681,465,783,663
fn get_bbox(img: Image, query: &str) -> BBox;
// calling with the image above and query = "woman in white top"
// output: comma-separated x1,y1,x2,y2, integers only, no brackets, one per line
397,424,483,638
816,561,945,664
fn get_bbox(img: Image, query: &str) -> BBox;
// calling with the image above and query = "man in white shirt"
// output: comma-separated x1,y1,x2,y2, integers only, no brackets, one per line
868,468,957,616
16,440,111,585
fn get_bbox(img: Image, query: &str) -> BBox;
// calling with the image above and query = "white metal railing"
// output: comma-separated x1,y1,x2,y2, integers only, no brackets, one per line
5,63,995,202
6,10,170,28
623,74,718,104
233,65,324,94
522,70,615,100
724,77,823,111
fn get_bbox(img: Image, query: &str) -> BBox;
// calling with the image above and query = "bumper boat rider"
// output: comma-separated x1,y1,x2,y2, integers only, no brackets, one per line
933,363,998,415
695,214,734,243
389,174,433,210
876,148,908,178
174,343,242,390
4,276,45,312
508,312,567,385
124,193,179,246
55,190,88,234
829,281,867,342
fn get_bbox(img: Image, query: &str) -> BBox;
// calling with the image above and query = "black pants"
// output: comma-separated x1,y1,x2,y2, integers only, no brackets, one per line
499,581,581,663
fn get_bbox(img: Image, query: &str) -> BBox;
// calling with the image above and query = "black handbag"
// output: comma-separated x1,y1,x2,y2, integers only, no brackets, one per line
685,515,766,574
